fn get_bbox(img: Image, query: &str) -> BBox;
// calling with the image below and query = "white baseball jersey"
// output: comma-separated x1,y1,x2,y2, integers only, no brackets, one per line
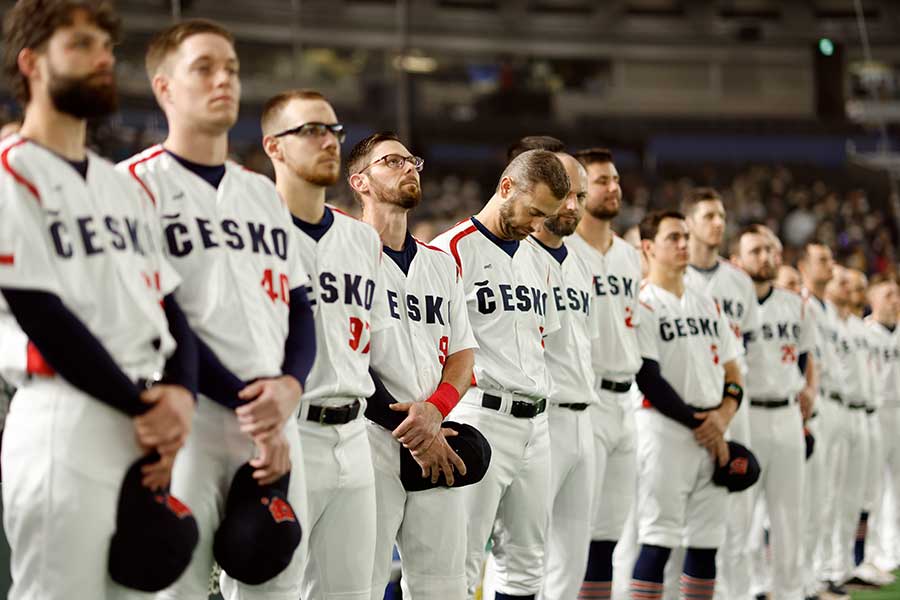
831,313,865,404
567,233,643,380
744,288,816,400
431,217,559,401
637,282,739,410
369,232,477,403
292,206,388,406
120,146,305,381
685,260,761,364
803,291,843,397
846,314,876,407
865,317,900,408
1,136,177,374
527,236,599,404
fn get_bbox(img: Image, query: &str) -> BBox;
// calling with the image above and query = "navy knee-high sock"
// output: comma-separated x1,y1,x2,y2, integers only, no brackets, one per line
581,540,616,598
855,512,869,566
681,547,717,600
630,544,670,599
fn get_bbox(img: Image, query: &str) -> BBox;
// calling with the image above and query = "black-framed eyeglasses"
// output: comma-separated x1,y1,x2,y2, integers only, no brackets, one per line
273,122,346,144
358,153,424,174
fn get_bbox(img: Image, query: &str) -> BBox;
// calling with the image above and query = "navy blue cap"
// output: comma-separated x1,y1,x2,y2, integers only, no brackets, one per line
712,441,761,493
108,453,199,591
401,421,492,492
213,464,302,585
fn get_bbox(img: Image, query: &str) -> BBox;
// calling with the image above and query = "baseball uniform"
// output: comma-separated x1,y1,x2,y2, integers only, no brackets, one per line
856,316,884,571
367,231,477,600
634,283,738,552
120,147,308,600
743,288,815,599
684,260,760,600
0,136,178,600
522,236,599,600
431,216,559,598
866,318,900,567
822,313,870,585
291,205,387,600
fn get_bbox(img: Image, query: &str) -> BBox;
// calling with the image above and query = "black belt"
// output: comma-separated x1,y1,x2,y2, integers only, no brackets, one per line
750,398,791,409
847,403,867,410
557,403,589,411
866,408,876,415
482,393,547,418
600,379,632,394
307,400,361,425
829,392,843,404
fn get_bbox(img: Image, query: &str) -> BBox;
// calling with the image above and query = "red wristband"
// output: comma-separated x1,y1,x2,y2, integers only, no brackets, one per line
425,382,460,418
26,341,55,376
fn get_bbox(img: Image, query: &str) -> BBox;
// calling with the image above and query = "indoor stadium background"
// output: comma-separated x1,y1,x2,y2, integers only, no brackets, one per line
0,0,899,599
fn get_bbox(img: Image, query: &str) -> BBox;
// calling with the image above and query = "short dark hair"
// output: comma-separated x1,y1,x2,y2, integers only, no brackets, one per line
681,187,722,215
639,210,686,241
499,149,570,201
145,19,233,79
868,272,897,288
573,147,614,167
507,135,565,161
798,239,831,264
261,89,327,135
346,131,402,203
2,0,121,105
738,223,769,240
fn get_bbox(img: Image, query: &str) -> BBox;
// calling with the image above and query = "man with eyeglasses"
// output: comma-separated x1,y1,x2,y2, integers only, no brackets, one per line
261,89,390,600
348,131,478,599
431,149,570,599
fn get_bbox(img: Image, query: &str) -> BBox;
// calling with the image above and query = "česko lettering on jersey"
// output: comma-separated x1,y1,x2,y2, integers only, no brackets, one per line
866,316,900,407
370,233,477,404
638,283,739,410
119,146,306,381
292,207,389,407
744,288,815,400
432,218,559,402
0,136,177,374
527,237,600,405
567,234,643,381
685,260,761,363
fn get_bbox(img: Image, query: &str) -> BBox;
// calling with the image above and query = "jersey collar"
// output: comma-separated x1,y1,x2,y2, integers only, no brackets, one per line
471,216,519,258
166,150,227,189
383,231,417,276
529,235,568,264
292,206,335,242
757,286,775,305
688,261,720,274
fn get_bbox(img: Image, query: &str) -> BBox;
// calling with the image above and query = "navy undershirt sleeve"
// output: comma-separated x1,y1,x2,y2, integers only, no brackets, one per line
635,358,701,430
1,287,146,415
798,352,809,375
365,368,405,431
161,294,198,397
281,287,316,387
196,336,245,409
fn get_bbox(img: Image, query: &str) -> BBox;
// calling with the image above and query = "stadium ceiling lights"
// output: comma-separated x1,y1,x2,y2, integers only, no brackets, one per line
394,54,439,74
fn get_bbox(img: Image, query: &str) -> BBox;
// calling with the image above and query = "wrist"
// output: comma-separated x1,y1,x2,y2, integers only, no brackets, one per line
425,382,460,418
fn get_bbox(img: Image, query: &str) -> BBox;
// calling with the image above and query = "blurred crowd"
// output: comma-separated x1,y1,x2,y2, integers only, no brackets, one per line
2,107,896,278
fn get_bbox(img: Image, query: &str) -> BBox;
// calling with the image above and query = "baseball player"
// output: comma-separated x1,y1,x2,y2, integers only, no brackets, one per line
630,210,743,600
518,148,599,600
566,148,643,600
431,149,569,599
733,225,816,600
122,21,314,600
820,266,869,596
261,89,388,599
682,187,760,600
0,1,197,597
846,269,893,587
797,241,844,598
865,276,900,576
775,265,803,294
349,131,477,599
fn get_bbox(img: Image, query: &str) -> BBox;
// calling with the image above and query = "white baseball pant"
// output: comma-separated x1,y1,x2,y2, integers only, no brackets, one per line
158,396,306,600
801,401,830,597
539,405,597,600
366,421,466,600
878,406,900,567
449,389,551,598
296,404,376,600
3,377,154,600
862,410,885,564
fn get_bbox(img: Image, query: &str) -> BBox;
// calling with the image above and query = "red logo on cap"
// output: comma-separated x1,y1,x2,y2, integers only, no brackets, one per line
729,457,748,476
261,497,296,523
165,495,193,519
